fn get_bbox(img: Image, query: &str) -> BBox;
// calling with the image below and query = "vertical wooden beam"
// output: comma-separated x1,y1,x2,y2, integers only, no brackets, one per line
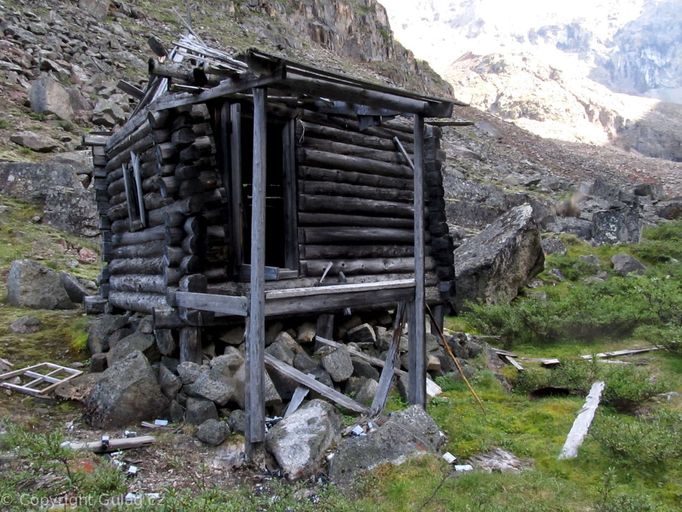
246,87,267,456
282,119,299,270
230,102,243,274
179,326,201,364
429,304,444,335
408,114,426,406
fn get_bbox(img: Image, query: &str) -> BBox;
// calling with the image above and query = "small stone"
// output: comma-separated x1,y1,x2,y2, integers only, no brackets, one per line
320,346,354,383
227,409,246,433
158,365,182,399
355,378,378,406
196,419,229,446
346,323,376,345
296,322,316,343
611,253,646,276
9,316,41,334
265,339,295,366
186,398,218,425
177,362,203,385
90,353,108,373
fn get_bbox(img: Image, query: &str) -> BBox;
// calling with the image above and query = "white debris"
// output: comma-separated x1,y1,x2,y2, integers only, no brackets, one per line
442,452,457,464
454,464,474,472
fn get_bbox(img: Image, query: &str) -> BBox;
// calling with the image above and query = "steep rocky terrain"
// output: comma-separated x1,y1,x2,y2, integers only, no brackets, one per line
381,0,682,162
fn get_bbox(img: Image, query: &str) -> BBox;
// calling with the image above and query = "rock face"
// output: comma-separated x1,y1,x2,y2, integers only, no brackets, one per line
44,186,98,237
6,260,75,309
85,351,169,428
265,399,341,480
329,405,445,485
453,204,544,310
0,161,84,203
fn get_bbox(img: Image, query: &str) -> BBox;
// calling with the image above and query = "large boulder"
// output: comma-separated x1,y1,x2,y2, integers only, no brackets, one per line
592,208,642,245
329,406,445,485
85,351,169,428
107,332,158,365
87,314,130,355
611,253,646,276
265,399,341,480
78,0,110,19
453,204,544,310
10,131,59,153
44,186,98,237
0,162,83,203
28,74,74,120
6,260,75,309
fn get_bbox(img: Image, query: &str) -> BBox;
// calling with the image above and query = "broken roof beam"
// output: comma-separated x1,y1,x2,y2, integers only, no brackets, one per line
149,66,286,111
283,74,453,117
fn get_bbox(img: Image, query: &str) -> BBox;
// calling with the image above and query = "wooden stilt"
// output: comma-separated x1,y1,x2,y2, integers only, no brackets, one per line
408,114,426,406
245,87,267,458
179,326,201,364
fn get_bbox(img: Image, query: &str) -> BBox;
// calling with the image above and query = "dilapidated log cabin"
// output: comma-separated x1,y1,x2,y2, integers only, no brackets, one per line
84,34,461,454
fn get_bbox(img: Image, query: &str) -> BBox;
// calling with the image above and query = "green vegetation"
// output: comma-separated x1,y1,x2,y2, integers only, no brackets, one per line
463,221,682,347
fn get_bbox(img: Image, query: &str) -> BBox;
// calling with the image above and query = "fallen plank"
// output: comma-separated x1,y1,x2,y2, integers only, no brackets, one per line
491,347,518,358
502,355,525,372
558,381,605,460
315,336,442,397
370,302,406,416
519,357,561,368
264,354,368,414
579,347,659,360
61,435,155,453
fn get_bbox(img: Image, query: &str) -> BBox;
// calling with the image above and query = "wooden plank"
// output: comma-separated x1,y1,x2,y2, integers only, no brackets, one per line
117,80,145,99
264,279,414,300
175,291,248,316
407,115,426,406
502,355,525,372
230,102,243,273
299,226,416,244
246,87,267,452
370,303,406,416
284,386,310,417
558,381,605,460
264,354,367,413
297,212,413,229
239,264,298,281
579,347,659,360
61,435,155,453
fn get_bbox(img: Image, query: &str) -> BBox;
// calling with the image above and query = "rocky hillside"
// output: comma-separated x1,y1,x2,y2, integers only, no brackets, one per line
0,0,451,161
380,0,682,162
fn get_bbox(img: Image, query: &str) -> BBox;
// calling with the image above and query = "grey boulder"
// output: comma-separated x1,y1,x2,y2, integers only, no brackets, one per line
611,253,646,276
85,351,169,428
6,260,75,309
329,406,445,485
265,399,341,480
185,398,218,425
320,346,354,383
9,316,41,334
107,332,158,365
196,419,230,446
453,204,544,310
10,131,59,153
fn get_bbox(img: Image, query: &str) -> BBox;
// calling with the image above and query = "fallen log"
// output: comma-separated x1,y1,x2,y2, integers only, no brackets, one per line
61,435,155,453
558,381,605,460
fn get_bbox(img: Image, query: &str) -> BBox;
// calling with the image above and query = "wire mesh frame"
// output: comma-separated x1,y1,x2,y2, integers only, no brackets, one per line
0,362,83,397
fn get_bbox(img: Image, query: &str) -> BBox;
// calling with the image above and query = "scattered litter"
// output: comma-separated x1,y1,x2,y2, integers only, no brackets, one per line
350,425,365,437
154,419,168,426
265,416,283,430
326,453,335,462
124,430,137,438
141,420,170,429
124,492,160,503
127,464,139,477
454,464,474,472
101,435,110,450
442,452,457,464
367,421,377,433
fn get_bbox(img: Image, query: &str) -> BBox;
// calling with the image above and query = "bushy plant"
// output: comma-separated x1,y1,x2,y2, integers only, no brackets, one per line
593,411,682,467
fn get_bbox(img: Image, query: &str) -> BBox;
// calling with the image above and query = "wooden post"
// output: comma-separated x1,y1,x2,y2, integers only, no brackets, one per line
408,114,426,406
230,102,243,274
179,326,201,364
429,304,444,335
245,87,267,457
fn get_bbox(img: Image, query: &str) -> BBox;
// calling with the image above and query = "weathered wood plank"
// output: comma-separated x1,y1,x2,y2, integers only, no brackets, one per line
264,354,367,414
558,381,605,460
265,279,414,300
175,291,248,316
370,303,406,416
579,347,659,360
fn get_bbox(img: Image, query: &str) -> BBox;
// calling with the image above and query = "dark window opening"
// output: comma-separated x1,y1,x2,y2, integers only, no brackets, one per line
240,116,288,268
123,151,146,231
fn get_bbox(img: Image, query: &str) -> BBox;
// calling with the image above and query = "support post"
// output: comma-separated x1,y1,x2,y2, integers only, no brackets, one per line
179,326,201,364
246,87,267,457
408,114,426,406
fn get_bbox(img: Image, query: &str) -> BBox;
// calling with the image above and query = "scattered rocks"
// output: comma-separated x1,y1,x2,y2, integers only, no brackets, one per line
78,0,110,19
454,204,544,310
196,419,230,446
10,131,59,152
329,406,445,485
320,346,354,383
85,351,169,428
9,316,41,334
611,253,646,276
6,260,75,309
265,399,341,480
87,314,129,355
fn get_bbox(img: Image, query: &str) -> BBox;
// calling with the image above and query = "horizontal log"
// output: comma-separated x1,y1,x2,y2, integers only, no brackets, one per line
109,291,168,314
299,179,412,202
163,246,185,267
299,194,413,218
300,111,416,145
303,257,435,277
109,257,164,275
105,121,151,160
107,193,170,221
297,212,413,229
105,134,154,172
300,226,415,244
110,274,167,294
298,148,412,179
303,137,410,166
300,244,419,259
111,240,164,259
152,307,183,329
112,225,183,246
298,166,413,191
300,122,412,152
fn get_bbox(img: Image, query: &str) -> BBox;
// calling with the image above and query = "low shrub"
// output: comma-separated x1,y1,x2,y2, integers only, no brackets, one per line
592,411,682,467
